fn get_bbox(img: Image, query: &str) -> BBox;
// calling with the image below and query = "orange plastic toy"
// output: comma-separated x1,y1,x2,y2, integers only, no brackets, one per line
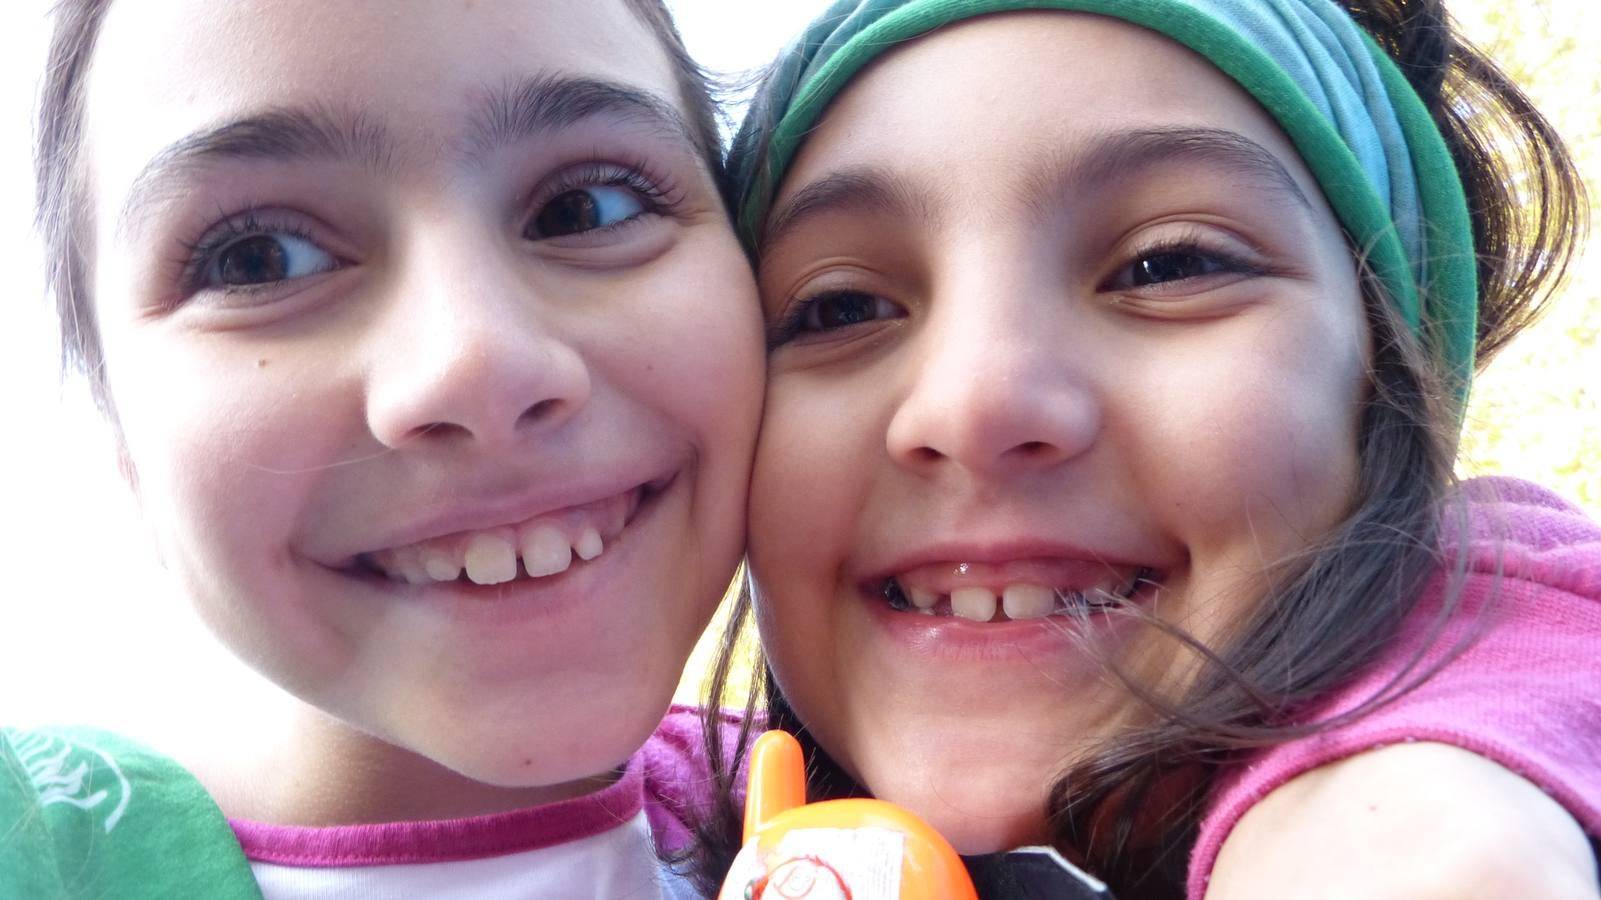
718,730,978,900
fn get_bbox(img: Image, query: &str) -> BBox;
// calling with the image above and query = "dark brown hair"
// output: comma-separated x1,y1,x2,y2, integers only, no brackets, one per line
686,1,1588,897
34,0,728,415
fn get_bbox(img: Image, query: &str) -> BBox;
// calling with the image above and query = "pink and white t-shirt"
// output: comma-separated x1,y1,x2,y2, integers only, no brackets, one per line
232,745,705,899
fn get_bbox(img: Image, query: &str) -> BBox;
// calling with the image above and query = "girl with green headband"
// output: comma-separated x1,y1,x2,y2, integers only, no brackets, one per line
688,0,1599,896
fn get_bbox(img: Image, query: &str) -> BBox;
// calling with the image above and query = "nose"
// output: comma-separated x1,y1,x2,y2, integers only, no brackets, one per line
365,239,591,453
885,284,1099,478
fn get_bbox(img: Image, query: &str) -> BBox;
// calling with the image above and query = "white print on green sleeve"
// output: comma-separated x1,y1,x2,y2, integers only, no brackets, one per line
2,726,263,900
12,729,132,833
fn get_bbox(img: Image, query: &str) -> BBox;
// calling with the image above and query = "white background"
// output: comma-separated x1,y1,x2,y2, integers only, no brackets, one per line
0,1,829,742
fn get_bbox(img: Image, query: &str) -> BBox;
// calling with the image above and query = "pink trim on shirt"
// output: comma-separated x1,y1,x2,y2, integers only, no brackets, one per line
229,755,644,867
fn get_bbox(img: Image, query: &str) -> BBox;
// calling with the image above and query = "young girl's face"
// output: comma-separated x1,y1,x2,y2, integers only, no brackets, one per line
83,0,762,802
749,12,1369,851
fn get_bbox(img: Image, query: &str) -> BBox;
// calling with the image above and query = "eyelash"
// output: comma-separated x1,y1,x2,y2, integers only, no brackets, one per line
1106,231,1268,290
765,294,819,349
526,159,684,233
765,232,1270,348
765,289,894,349
174,208,321,295
169,157,687,298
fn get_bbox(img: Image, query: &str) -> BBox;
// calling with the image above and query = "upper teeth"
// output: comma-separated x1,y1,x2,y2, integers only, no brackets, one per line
885,570,1151,622
1002,584,1055,618
367,522,611,587
521,524,573,578
951,587,999,621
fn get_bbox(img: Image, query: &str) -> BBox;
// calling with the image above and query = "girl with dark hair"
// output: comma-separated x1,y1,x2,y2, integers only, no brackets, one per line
693,1,1600,897
9,1,759,896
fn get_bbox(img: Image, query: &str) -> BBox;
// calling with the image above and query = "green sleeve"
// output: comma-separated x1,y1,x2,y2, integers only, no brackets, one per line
2,726,262,899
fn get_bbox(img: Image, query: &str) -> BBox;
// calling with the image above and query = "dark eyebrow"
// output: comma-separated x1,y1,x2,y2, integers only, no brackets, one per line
469,74,703,164
760,127,1313,258
761,168,942,259
118,76,698,239
1024,126,1314,215
118,106,394,238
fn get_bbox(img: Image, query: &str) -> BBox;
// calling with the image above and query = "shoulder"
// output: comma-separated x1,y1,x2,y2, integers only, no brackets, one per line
1187,481,1601,896
1445,476,1601,601
1201,742,1600,900
2,725,259,898
3,725,164,825
638,704,754,855
639,703,750,781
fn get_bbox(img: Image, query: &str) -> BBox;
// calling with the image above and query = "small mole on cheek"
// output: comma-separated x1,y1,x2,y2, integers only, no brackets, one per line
257,358,270,368
522,758,532,767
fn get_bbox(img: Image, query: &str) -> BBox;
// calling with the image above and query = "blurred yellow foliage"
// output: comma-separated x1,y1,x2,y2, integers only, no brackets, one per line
1452,0,1599,515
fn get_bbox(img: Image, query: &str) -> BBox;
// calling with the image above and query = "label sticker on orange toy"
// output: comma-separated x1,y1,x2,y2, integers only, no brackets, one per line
726,827,905,899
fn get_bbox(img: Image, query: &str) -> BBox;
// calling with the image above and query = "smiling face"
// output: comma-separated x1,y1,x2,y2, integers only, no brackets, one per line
748,12,1369,851
82,0,763,815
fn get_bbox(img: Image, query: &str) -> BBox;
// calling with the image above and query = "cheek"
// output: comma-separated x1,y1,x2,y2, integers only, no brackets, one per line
747,373,887,747
103,323,352,579
747,377,874,585
594,239,766,621
616,241,765,458
1140,310,1366,575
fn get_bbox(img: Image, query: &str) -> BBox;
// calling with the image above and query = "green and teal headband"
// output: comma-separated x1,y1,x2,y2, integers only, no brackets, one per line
729,0,1478,389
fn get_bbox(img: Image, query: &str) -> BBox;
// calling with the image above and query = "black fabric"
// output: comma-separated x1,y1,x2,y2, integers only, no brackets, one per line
964,846,1114,900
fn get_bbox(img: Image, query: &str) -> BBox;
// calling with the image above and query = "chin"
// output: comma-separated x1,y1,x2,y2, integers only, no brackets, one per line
896,783,1051,855
438,718,640,789
852,748,1056,855
410,677,671,790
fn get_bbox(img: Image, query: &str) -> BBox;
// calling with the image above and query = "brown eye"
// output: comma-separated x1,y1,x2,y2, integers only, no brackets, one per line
532,190,600,237
219,235,287,284
526,185,647,239
207,232,337,288
801,291,904,331
1129,252,1229,286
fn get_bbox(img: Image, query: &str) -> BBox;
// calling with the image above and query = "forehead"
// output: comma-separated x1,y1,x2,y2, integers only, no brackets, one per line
778,10,1319,211
83,0,680,209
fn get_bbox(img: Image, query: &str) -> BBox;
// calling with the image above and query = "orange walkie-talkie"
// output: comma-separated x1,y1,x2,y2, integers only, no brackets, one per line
718,730,979,900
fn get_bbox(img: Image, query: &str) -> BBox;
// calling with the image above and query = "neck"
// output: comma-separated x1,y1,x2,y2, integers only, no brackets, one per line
188,696,618,826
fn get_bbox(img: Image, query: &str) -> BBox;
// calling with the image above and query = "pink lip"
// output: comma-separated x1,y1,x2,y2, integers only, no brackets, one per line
325,469,676,566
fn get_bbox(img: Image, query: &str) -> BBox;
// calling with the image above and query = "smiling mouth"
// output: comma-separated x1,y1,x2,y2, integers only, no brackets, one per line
352,478,670,588
875,567,1158,622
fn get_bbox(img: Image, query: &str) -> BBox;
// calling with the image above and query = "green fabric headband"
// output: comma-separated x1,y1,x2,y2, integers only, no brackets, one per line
730,0,1478,392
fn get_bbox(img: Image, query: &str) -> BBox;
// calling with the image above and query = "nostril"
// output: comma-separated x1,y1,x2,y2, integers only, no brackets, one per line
407,421,469,444
1018,441,1050,455
519,398,563,425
